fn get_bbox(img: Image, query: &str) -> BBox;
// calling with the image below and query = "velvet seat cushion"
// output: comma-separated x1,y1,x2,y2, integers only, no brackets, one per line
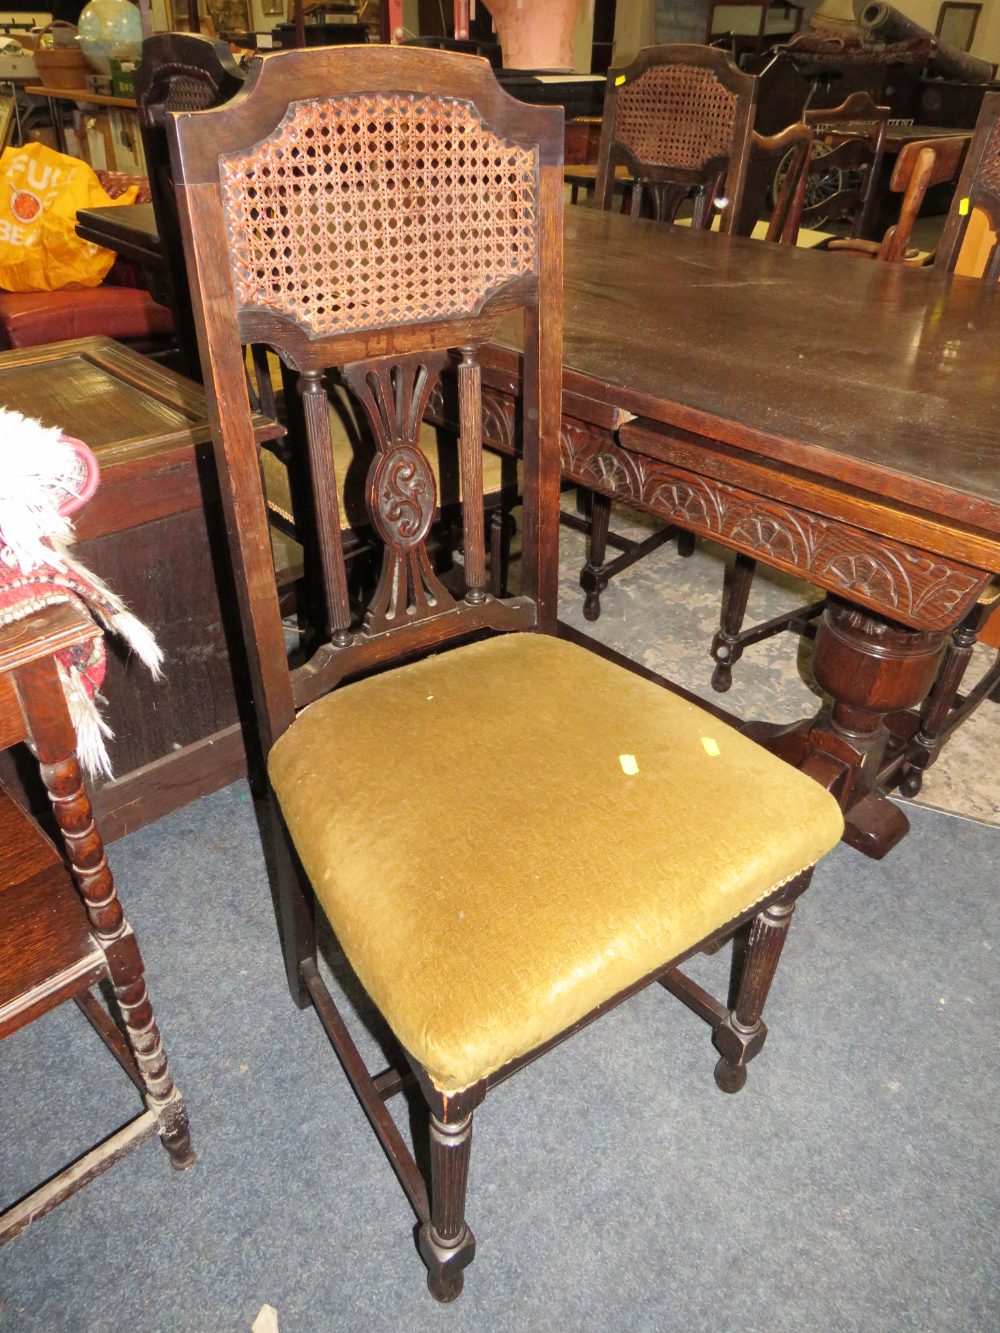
269,633,844,1094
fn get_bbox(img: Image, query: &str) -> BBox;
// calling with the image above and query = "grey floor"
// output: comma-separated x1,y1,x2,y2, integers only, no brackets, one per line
2,774,998,1332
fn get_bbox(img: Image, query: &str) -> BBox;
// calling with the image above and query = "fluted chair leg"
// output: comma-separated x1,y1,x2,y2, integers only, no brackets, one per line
713,890,801,1094
418,1111,477,1302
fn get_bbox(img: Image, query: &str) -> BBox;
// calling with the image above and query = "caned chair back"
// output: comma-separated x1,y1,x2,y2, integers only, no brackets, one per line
936,92,1000,279
801,91,889,239
595,44,757,231
166,46,564,751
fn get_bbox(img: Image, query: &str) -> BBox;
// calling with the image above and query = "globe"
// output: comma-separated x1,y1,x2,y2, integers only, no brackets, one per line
77,0,143,75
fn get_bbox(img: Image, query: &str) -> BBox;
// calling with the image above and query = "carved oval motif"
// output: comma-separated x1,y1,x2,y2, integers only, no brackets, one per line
369,446,436,549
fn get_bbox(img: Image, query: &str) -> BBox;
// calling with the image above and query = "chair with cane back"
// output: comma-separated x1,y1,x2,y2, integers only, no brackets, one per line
578,44,758,622
167,44,843,1300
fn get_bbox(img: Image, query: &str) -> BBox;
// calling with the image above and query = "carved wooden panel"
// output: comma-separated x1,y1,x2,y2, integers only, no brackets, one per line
559,423,986,631
343,353,458,635
219,94,539,338
424,377,984,629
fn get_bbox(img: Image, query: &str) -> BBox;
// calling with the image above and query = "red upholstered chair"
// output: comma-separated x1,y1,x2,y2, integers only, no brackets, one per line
0,172,173,353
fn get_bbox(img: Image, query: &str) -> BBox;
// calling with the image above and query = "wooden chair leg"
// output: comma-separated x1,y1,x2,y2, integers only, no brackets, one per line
37,748,194,1169
899,613,980,797
713,894,799,1094
711,552,757,692
489,506,515,599
272,803,317,1010
580,491,612,621
418,1110,477,1302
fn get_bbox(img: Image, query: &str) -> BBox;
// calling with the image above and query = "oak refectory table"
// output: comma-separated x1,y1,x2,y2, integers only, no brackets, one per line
463,207,1000,859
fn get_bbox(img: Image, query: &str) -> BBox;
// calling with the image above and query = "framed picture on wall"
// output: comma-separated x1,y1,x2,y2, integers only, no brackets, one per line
936,2,982,52
204,0,253,34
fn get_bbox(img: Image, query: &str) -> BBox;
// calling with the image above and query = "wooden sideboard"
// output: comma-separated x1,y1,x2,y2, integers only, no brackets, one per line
0,337,284,840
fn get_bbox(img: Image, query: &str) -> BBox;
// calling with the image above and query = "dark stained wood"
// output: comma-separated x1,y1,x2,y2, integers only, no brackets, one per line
595,43,757,230
0,604,193,1245
134,33,245,378
487,208,1000,545
478,207,1000,856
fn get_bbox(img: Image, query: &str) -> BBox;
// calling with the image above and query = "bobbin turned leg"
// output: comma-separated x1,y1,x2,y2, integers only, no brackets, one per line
418,1111,477,1302
899,612,978,797
711,552,756,692
714,893,801,1094
18,653,194,1171
581,491,612,621
39,752,195,1169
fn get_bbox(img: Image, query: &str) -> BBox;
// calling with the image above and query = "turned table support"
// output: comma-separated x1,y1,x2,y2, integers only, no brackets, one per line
746,598,948,859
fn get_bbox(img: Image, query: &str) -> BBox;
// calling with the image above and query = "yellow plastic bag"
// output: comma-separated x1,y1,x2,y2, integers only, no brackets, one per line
0,142,138,292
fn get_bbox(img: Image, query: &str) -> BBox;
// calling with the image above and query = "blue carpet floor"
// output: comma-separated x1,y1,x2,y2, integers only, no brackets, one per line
1,782,997,1332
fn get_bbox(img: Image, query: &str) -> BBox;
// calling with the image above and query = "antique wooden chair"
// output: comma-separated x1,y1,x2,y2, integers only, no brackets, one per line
801,91,889,239
167,45,844,1300
825,134,968,264
747,120,815,243
135,32,246,382
0,605,193,1245
886,94,1000,793
935,91,1000,279
595,43,757,226
579,44,758,621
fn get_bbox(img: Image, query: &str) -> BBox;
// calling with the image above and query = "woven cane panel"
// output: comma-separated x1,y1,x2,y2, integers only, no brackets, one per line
615,65,737,171
162,72,220,113
219,94,539,337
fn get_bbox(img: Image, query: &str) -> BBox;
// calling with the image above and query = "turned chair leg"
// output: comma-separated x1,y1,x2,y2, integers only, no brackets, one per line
713,895,798,1094
39,752,194,1169
489,506,515,599
711,552,756,692
899,614,979,797
580,491,612,621
418,1111,477,1302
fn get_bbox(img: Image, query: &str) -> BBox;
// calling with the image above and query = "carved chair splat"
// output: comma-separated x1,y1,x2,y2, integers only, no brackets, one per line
0,604,193,1246
168,45,843,1301
801,91,890,240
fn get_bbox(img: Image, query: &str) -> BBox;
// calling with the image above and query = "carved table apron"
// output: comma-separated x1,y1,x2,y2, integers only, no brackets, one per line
444,211,1000,859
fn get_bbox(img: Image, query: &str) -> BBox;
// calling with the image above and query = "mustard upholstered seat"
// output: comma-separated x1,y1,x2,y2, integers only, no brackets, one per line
270,632,843,1094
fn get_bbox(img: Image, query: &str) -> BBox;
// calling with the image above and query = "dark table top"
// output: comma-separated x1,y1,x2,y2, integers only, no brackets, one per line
488,207,1000,541
77,200,1000,541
